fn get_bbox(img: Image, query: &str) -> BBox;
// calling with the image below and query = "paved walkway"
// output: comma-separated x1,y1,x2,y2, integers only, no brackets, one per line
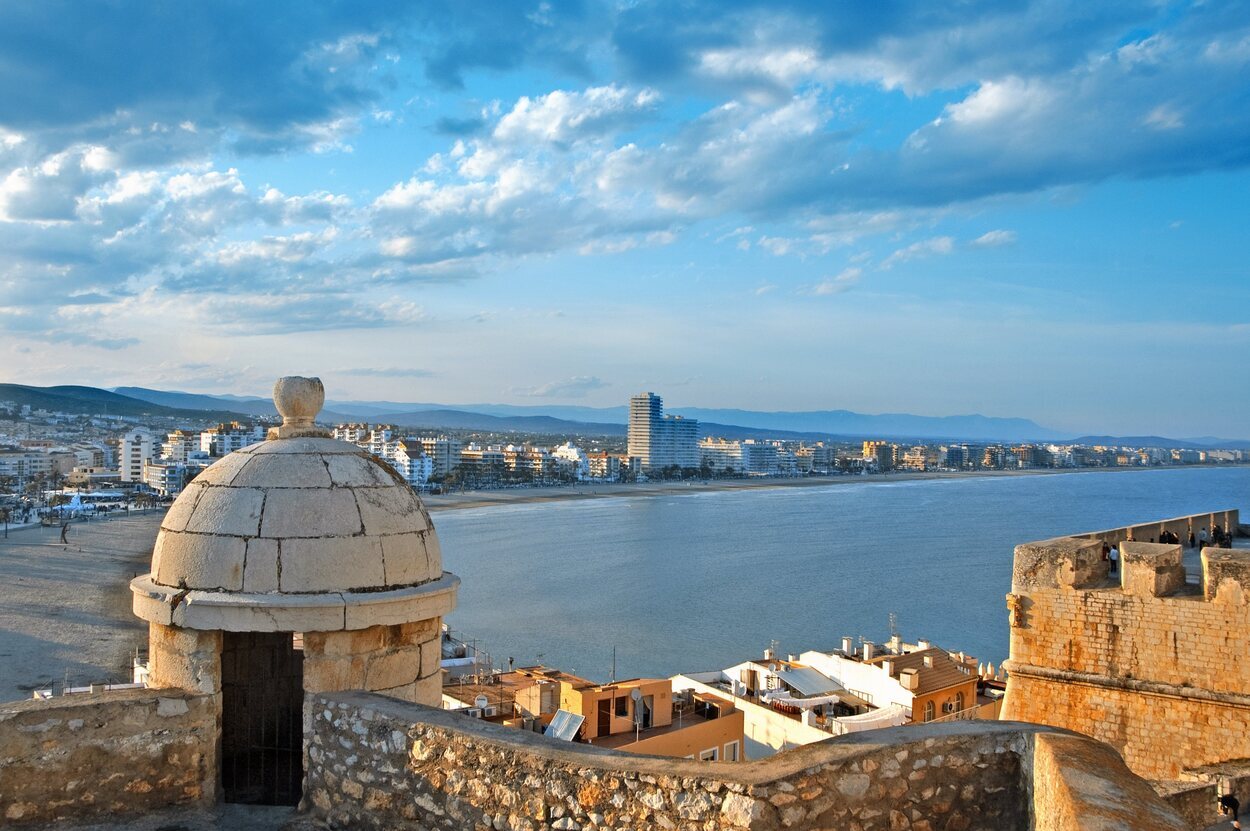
47,804,322,830
0,511,162,701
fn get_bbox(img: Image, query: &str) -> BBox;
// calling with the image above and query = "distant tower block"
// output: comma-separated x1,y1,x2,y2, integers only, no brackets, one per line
130,376,458,805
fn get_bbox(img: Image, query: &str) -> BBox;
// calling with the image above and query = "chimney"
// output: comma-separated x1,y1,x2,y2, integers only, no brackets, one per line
917,639,931,650
763,647,774,661
841,637,854,655
863,643,875,661
923,655,934,668
787,654,798,663
900,668,920,691
882,659,894,676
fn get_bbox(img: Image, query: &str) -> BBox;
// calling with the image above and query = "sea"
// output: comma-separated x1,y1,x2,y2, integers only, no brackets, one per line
435,466,1250,682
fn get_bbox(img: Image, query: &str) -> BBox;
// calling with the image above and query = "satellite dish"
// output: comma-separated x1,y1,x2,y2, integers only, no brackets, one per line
630,688,642,702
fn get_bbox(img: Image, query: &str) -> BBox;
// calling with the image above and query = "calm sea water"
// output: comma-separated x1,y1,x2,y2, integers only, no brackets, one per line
435,467,1250,682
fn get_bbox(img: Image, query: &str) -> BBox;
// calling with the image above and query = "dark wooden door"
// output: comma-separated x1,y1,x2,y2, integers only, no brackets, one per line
220,631,304,805
597,697,612,736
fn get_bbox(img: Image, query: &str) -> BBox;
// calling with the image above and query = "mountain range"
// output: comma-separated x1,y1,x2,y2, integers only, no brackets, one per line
1,383,1243,448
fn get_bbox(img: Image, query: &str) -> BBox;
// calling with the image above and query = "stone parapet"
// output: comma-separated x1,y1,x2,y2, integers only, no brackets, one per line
1119,541,1185,597
0,688,217,825
1202,547,1250,604
301,691,1187,831
1011,537,1106,591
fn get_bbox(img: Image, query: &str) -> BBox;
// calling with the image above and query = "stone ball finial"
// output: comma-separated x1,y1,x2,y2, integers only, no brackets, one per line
268,376,329,439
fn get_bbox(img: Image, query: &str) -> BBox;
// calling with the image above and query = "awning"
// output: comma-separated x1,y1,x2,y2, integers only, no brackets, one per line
773,666,839,697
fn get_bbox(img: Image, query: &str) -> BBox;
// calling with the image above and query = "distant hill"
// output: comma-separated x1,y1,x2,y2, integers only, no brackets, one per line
373,409,627,437
1065,435,1250,451
0,384,250,422
114,387,278,417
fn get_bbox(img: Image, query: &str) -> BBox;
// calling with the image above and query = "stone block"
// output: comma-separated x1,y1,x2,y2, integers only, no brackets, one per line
247,436,357,455
183,486,265,537
260,487,363,539
160,482,207,533
365,647,422,692
380,532,433,585
243,538,280,592
172,590,347,633
194,451,255,486
1012,538,1104,591
424,529,443,575
304,655,367,693
1120,542,1185,597
325,454,393,487
419,632,442,679
153,531,246,591
1203,548,1250,604
341,575,459,629
230,452,333,488
355,486,428,537
281,536,385,591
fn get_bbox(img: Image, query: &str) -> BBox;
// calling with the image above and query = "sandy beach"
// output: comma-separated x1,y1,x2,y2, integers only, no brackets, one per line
420,465,1247,512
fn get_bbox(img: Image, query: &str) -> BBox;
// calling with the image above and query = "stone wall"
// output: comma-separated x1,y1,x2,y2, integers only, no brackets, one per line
303,618,443,704
0,688,217,825
1003,512,1250,780
302,691,1187,831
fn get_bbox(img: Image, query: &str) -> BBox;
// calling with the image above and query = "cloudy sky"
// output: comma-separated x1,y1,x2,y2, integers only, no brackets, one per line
1,1,1247,437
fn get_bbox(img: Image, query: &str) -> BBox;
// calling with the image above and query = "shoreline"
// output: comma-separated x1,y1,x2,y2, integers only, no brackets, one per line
420,464,1250,513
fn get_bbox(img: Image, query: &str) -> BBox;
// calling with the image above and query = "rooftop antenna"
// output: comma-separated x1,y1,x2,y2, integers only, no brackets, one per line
611,646,616,684
888,611,899,638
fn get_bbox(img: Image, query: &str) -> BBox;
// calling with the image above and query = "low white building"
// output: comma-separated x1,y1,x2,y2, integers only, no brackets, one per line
551,443,589,480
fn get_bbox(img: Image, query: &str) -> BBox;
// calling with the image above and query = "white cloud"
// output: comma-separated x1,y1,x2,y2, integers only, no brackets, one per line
970,229,1018,248
881,237,954,269
808,267,862,295
520,376,609,398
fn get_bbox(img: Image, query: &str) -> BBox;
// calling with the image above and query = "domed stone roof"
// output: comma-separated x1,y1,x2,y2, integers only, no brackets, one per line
132,376,457,633
152,435,441,594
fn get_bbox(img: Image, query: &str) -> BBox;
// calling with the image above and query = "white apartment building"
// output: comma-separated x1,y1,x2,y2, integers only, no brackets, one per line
0,450,52,481
628,393,699,473
162,430,200,463
332,423,369,444
391,445,434,488
119,428,156,482
698,438,779,476
200,423,265,457
586,452,620,481
551,443,589,480
415,436,462,476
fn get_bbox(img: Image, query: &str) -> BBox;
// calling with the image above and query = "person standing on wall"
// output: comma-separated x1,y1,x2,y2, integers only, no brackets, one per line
1108,544,1118,575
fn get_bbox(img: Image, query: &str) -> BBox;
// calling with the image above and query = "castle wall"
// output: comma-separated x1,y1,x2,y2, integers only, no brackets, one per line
0,688,217,825
302,691,1187,831
1003,511,1250,780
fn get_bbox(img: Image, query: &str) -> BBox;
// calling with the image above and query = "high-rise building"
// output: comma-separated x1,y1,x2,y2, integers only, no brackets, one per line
862,440,895,472
628,393,699,473
120,428,156,482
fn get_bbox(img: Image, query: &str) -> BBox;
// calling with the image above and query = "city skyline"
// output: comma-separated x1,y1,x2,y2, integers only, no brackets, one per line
1,2,1247,437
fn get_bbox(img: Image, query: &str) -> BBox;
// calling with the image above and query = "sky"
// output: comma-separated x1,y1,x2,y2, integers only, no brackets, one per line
0,1,1247,438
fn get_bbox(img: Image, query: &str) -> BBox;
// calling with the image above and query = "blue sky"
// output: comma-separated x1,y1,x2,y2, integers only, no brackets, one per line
1,1,1247,437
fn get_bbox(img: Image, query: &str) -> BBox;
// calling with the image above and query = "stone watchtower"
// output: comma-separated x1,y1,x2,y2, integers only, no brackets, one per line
130,376,458,805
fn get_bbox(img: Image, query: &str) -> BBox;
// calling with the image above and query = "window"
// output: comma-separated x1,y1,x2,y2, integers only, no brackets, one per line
614,696,629,717
923,701,935,722
699,747,719,761
724,741,740,762
954,692,965,713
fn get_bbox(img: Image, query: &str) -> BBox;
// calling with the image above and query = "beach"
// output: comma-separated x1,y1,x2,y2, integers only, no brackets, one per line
419,465,1246,512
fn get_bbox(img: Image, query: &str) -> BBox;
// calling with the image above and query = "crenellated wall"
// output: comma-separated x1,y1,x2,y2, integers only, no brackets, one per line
302,691,1188,831
1003,510,1250,780
0,688,217,825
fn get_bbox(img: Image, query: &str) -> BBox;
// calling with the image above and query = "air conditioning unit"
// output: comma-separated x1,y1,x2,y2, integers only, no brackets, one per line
464,708,483,718
482,705,498,718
